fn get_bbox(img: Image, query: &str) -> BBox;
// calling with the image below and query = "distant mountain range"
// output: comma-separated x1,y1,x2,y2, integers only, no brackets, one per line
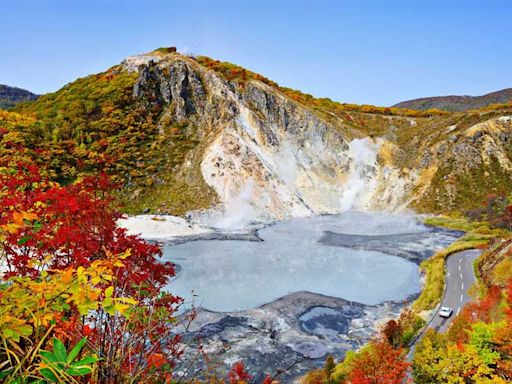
393,88,512,112
0,84,38,109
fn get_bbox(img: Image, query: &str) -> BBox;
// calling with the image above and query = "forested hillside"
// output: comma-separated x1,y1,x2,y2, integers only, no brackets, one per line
4,49,512,218
1,47,512,383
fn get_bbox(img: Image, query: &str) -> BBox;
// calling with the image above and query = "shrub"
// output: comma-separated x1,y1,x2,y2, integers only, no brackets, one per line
0,163,183,383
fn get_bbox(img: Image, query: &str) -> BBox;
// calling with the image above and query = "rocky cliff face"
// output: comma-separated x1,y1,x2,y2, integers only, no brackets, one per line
118,52,512,220
123,53,359,221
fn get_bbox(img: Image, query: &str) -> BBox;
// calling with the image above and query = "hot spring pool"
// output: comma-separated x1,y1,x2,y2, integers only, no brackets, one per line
162,211,458,312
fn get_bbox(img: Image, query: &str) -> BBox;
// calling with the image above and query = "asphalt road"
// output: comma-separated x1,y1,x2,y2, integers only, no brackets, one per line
407,248,482,366
428,248,481,333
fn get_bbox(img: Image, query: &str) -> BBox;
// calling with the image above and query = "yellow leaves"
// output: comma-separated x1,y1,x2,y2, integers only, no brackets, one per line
0,210,39,235
0,252,138,344
77,301,98,317
113,297,137,315
102,300,131,316
119,248,131,259
492,257,512,286
0,110,35,128
102,287,137,316
76,266,85,279
33,200,46,209
2,223,20,235
104,286,114,298
117,297,137,305
113,303,130,315
37,312,57,328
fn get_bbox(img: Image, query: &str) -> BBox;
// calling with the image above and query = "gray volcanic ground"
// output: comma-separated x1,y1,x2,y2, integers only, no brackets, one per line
162,212,461,381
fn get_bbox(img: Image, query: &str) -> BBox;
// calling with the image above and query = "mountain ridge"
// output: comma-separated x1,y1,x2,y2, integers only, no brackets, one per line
393,87,512,112
5,49,512,218
0,84,38,109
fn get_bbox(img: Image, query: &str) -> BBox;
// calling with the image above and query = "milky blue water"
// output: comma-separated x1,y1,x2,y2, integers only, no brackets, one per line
162,211,455,312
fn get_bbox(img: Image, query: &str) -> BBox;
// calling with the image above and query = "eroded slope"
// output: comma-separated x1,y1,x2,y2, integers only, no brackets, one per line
6,49,512,217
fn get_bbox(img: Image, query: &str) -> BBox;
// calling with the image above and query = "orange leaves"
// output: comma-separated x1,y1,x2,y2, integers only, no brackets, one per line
82,324,93,336
0,110,36,128
0,209,39,239
193,55,278,88
61,268,73,284
331,337,410,384
0,256,136,345
345,342,410,384
1,222,20,235
147,353,166,369
415,277,512,382
12,211,38,225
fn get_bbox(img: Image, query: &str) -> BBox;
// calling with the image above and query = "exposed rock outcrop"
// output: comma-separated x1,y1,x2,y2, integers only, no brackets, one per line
122,54,407,219
118,52,512,218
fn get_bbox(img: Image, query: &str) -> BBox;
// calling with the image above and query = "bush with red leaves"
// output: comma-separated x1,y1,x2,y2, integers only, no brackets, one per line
0,163,183,383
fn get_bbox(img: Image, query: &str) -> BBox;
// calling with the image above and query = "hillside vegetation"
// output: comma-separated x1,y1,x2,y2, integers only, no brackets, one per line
412,225,512,383
2,49,511,216
302,199,512,384
2,47,512,383
9,66,216,214
393,87,512,112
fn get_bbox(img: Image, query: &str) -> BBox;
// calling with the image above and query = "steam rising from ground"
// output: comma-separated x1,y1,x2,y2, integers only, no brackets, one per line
340,138,379,211
275,142,299,189
213,143,301,229
215,178,258,229
212,138,382,228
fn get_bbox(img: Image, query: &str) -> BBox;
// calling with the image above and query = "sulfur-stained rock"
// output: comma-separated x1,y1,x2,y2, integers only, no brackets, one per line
119,51,512,217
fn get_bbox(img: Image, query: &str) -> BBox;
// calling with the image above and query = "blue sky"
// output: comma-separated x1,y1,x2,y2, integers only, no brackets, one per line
2,0,511,105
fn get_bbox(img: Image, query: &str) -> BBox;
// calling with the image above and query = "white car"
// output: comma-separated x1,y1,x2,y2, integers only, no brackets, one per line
439,306,453,318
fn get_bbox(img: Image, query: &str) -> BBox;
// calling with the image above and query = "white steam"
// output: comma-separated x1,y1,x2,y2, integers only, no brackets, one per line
215,178,258,229
275,143,298,189
339,138,379,211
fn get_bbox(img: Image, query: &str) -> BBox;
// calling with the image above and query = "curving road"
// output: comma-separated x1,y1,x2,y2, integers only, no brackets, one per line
407,248,482,366
427,248,481,333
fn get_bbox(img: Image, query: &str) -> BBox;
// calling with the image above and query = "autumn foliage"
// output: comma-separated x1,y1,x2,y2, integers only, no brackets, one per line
413,278,512,383
0,162,287,383
0,162,182,383
466,193,512,231
346,342,410,384
228,361,252,384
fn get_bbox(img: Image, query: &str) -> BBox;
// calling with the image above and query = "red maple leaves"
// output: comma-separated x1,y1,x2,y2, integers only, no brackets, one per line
0,162,182,382
348,342,410,384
